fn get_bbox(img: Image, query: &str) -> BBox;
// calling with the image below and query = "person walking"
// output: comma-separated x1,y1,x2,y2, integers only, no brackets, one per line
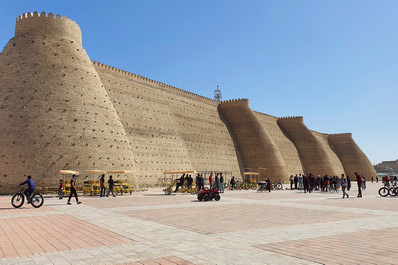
196,173,203,192
187,175,193,190
58,179,64,199
303,174,309,193
294,175,298,190
341,174,349,199
298,174,303,190
67,174,81,205
355,172,362,198
289,175,294,190
347,176,351,191
99,174,106,197
107,175,116,197
266,177,271,192
230,176,236,190
219,173,224,193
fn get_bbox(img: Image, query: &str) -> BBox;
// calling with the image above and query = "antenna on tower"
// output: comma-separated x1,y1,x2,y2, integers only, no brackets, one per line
214,85,222,102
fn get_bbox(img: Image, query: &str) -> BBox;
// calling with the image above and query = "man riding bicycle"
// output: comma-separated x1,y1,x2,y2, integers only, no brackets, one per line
19,175,36,203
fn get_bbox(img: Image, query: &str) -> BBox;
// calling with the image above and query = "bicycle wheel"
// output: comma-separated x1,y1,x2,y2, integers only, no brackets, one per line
11,193,25,208
31,193,44,208
388,187,397,197
277,183,283,190
379,187,389,197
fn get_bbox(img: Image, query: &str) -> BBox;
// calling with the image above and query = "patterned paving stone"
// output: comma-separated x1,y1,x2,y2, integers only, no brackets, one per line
255,226,398,265
119,203,370,234
0,183,396,264
0,214,131,259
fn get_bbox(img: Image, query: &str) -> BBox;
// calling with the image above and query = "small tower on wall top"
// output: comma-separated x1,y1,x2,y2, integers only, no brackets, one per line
214,85,222,101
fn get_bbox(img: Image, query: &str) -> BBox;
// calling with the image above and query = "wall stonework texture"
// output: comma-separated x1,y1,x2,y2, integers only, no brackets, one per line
0,12,376,191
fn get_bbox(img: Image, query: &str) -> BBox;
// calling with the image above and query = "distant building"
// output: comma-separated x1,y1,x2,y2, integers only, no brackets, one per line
374,160,398,174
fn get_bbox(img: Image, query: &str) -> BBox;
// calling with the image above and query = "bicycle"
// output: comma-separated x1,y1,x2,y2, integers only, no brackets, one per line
378,184,398,197
272,182,283,190
11,188,44,208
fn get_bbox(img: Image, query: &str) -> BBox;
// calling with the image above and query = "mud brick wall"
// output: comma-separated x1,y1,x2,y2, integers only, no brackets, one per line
93,62,243,186
218,99,288,181
328,133,376,178
255,112,304,176
277,117,344,176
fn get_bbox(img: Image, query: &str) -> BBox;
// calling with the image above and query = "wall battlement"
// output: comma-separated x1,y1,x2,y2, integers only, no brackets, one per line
15,11,82,43
219,98,249,107
328,133,352,137
92,61,216,104
277,116,303,120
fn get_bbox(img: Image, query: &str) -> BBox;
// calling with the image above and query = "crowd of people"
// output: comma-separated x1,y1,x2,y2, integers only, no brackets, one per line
17,170,376,207
57,174,118,205
288,172,367,198
173,173,226,193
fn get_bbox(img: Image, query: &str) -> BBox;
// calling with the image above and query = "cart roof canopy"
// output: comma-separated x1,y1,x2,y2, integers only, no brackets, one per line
244,172,260,176
59,170,79,175
84,170,106,174
107,170,133,174
163,170,196,174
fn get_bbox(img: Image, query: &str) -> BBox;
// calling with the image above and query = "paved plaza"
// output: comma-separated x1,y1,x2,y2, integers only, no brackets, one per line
0,182,396,265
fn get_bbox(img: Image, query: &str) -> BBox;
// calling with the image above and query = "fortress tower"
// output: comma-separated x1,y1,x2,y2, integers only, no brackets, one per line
328,133,376,178
219,99,288,181
277,116,344,176
0,12,136,191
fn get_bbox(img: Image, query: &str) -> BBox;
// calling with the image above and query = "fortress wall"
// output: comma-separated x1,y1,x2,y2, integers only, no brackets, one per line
0,12,376,191
277,117,343,176
254,112,303,176
310,131,345,175
0,12,136,191
328,133,377,178
218,100,288,181
93,62,242,185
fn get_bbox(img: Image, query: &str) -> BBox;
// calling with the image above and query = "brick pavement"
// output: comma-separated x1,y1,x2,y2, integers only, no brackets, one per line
0,182,396,264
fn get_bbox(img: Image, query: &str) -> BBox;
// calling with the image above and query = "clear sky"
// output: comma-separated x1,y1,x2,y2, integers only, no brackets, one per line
1,0,397,165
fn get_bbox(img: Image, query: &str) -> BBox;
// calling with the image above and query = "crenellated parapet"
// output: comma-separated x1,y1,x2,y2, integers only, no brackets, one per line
15,11,82,43
277,116,303,120
219,98,249,107
91,61,216,104
328,133,376,178
328,133,352,137
277,116,344,176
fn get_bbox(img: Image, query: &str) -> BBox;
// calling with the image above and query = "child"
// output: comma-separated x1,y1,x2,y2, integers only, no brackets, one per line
58,179,64,199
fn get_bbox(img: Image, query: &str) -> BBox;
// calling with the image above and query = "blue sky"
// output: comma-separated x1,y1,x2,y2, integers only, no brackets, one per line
1,0,397,164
